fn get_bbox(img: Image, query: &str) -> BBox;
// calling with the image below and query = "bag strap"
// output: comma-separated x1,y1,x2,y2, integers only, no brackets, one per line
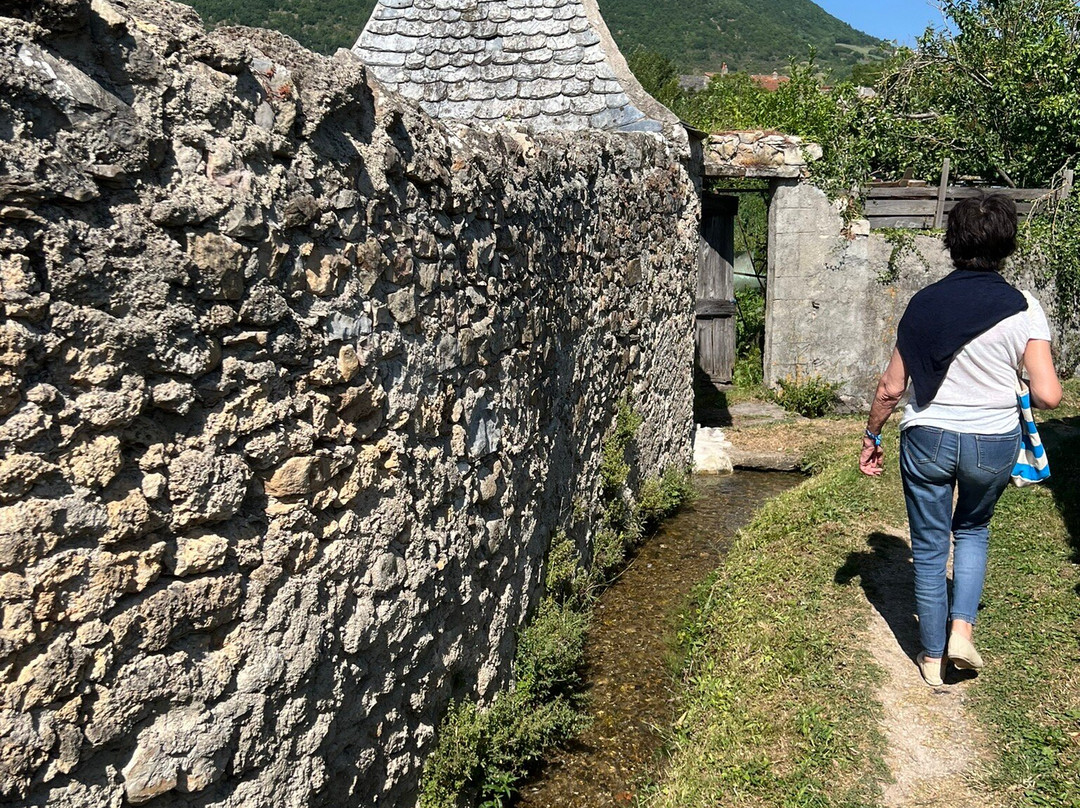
1016,290,1037,382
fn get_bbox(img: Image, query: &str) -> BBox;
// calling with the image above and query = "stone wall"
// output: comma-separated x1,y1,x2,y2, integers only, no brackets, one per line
0,2,699,806
765,184,1072,410
704,131,821,179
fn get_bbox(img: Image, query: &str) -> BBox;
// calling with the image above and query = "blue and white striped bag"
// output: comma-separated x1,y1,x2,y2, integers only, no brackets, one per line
1012,378,1050,487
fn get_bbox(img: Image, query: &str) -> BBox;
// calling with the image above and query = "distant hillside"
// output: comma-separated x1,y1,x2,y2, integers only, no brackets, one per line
184,0,885,78
597,0,885,76
185,0,377,55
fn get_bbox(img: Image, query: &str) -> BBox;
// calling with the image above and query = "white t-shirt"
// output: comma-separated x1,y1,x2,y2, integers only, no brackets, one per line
900,293,1053,434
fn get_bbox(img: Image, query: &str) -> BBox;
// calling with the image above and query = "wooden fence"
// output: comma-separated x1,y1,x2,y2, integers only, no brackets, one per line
864,160,1074,230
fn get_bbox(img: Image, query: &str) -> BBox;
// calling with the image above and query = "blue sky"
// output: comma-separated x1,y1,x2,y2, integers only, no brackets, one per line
813,0,946,45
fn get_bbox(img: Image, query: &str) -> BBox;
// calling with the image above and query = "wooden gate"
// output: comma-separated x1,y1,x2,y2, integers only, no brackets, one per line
697,193,738,385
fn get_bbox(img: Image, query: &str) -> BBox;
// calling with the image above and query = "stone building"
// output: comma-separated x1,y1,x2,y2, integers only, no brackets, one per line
353,0,686,147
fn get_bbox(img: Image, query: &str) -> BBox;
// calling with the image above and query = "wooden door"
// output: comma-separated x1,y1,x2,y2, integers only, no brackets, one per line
697,194,738,385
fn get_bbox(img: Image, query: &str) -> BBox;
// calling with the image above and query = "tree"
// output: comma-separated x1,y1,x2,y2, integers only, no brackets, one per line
874,0,1080,185
625,48,683,109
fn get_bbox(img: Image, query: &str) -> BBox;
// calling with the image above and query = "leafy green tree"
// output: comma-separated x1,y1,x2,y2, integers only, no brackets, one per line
625,48,684,108
874,0,1080,185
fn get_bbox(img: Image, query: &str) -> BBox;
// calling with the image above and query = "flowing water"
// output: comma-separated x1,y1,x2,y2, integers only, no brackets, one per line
515,471,802,808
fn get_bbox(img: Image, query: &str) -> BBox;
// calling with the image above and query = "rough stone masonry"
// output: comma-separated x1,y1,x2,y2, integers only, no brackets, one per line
0,1,699,805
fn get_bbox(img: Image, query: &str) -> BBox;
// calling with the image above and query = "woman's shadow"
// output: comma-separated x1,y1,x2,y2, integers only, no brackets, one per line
836,531,977,684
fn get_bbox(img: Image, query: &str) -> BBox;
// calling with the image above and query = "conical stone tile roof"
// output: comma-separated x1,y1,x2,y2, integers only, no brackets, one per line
353,0,681,139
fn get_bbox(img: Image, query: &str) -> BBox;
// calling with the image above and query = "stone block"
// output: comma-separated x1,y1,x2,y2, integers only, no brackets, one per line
306,253,349,296
264,455,329,498
115,575,243,652
167,450,251,527
61,435,123,490
338,345,360,381
104,490,160,544
0,453,56,502
173,533,229,576
387,287,417,323
188,232,247,300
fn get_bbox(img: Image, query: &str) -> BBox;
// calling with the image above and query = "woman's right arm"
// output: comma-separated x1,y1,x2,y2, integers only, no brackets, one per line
1024,339,1062,409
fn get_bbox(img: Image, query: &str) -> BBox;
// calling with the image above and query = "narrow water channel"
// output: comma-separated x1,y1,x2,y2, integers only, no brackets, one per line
515,471,801,808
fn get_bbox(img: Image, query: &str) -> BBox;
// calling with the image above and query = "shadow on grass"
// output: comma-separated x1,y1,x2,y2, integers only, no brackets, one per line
835,531,979,684
1040,414,1080,590
836,531,921,661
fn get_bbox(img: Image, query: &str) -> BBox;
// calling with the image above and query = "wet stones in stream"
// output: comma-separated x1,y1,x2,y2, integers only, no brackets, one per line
516,471,801,808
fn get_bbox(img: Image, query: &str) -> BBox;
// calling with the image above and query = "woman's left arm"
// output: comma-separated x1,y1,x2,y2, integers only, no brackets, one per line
860,348,908,477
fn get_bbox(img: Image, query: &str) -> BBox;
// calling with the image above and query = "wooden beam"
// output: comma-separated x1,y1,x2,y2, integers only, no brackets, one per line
865,199,939,216
696,299,737,318
933,158,951,229
867,199,1035,214
867,215,935,229
1060,169,1075,201
701,193,739,215
866,187,938,199
869,209,1037,230
866,186,1054,201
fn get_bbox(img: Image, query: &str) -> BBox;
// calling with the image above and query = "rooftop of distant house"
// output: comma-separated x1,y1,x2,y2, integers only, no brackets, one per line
749,72,790,92
678,65,794,94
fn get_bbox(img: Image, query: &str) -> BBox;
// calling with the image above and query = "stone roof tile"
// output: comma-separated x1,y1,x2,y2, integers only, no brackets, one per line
620,119,664,134
363,50,408,67
569,94,605,115
354,0,679,137
521,48,555,64
494,80,520,100
551,46,584,66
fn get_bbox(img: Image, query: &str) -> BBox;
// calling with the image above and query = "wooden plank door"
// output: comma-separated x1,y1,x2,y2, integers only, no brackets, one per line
697,194,738,385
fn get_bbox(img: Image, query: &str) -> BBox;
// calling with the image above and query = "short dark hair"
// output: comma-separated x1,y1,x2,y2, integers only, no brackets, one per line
943,192,1018,271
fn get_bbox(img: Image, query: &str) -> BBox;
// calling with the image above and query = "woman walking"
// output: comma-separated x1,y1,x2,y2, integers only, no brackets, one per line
858,192,1062,686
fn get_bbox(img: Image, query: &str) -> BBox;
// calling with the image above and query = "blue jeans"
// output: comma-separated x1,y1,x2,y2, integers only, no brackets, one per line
899,425,1021,658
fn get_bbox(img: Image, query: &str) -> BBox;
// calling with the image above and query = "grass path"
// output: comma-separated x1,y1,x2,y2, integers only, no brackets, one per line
858,523,1000,807
646,380,1080,807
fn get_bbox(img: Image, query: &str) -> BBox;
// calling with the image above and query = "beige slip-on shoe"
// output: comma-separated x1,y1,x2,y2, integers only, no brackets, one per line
948,633,985,670
917,652,945,687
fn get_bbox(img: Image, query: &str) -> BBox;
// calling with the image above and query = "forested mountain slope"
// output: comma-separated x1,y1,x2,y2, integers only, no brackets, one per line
184,0,883,77
598,0,883,75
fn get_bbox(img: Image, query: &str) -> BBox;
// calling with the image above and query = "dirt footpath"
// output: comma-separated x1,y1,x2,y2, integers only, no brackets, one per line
721,407,1001,806
855,527,1001,808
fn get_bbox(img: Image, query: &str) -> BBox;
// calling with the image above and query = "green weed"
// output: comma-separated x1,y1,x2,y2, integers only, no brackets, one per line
775,374,840,417
420,398,694,807
418,599,589,808
544,530,582,603
638,467,695,532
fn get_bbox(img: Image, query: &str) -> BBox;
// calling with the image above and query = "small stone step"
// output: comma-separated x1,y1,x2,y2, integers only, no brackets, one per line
692,425,734,474
728,449,803,472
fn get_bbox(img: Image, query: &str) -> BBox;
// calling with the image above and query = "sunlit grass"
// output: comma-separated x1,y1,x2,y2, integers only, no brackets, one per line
650,378,1080,807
